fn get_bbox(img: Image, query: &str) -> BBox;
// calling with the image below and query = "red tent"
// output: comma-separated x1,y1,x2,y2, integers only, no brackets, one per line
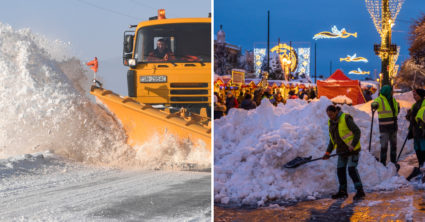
317,69,366,105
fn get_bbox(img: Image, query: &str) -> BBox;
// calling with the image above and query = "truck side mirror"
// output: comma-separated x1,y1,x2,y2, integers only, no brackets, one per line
123,35,134,53
123,32,134,66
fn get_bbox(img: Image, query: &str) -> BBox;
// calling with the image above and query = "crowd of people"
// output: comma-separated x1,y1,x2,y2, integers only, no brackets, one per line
214,86,317,119
362,85,375,102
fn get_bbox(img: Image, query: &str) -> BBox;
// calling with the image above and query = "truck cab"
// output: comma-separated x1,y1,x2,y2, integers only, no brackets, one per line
123,10,211,116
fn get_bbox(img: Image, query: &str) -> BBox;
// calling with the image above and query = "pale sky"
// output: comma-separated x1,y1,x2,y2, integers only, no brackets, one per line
0,0,211,95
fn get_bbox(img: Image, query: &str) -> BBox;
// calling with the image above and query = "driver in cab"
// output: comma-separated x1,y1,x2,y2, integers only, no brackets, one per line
147,39,175,61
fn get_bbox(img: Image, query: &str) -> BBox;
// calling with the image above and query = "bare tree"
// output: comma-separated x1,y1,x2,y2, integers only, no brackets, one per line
396,14,425,89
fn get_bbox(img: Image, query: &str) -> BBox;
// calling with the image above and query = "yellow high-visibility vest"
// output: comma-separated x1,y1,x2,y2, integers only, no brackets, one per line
412,100,425,127
416,106,425,126
374,94,399,125
328,113,361,151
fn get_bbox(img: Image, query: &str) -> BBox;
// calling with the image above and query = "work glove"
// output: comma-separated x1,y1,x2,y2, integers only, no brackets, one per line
371,102,379,112
322,152,331,160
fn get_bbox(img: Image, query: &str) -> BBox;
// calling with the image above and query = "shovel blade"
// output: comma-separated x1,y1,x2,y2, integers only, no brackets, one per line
283,156,313,168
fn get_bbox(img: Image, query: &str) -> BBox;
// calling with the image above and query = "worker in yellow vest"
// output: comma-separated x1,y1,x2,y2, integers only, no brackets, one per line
371,85,400,167
405,89,425,181
323,105,365,200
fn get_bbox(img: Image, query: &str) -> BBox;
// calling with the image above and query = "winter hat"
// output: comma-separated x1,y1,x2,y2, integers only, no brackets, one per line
380,85,392,99
415,88,425,98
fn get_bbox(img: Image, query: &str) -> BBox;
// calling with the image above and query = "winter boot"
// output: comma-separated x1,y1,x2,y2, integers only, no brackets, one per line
353,188,365,201
407,167,421,181
331,190,348,199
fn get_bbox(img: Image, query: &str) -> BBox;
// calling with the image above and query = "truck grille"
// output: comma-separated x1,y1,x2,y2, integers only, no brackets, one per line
170,90,208,95
170,83,208,88
170,97,209,102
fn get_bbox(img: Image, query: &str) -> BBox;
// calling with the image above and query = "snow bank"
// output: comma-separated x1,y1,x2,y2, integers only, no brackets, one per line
0,22,209,170
214,96,411,206
331,95,352,104
394,91,415,109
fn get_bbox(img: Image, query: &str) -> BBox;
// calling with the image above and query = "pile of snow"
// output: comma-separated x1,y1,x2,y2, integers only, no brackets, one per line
394,91,416,109
214,96,413,206
331,95,353,104
0,22,209,170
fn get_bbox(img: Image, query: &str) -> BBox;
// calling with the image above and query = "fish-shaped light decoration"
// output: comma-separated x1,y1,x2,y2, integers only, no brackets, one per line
340,54,368,63
313,26,357,40
349,68,370,75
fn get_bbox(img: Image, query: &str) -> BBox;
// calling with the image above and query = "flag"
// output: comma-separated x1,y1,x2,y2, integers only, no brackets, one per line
86,57,98,73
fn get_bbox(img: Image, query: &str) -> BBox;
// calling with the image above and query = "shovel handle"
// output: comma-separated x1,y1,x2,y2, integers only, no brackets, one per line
396,134,409,162
310,152,345,162
368,110,376,152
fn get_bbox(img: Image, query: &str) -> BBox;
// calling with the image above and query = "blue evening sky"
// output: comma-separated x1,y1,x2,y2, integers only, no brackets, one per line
0,0,210,95
214,0,424,80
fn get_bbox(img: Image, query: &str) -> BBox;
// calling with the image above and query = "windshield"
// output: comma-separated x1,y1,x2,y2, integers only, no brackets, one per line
134,23,211,63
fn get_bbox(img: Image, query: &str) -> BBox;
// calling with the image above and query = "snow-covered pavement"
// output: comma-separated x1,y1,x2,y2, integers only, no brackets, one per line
215,187,425,221
0,152,210,221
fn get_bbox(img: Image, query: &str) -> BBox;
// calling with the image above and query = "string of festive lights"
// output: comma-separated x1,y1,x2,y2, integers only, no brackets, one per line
389,46,400,78
365,0,405,36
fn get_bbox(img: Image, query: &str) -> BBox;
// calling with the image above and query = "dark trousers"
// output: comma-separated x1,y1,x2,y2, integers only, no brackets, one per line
414,138,425,167
337,154,363,192
380,131,397,166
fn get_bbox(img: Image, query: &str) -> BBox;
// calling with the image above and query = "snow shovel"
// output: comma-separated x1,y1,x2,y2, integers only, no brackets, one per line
396,134,409,162
368,109,376,152
392,134,409,172
283,152,347,169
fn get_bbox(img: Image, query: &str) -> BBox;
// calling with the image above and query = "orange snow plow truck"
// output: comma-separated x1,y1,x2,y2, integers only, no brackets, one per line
90,9,211,151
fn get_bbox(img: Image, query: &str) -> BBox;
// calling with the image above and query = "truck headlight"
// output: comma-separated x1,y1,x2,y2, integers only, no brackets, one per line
128,59,136,66
140,75,167,83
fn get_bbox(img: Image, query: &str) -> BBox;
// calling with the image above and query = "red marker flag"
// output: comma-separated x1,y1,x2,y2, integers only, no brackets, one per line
86,57,98,73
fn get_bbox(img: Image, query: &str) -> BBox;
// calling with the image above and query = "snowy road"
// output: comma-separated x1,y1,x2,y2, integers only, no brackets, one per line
0,154,210,221
215,187,425,221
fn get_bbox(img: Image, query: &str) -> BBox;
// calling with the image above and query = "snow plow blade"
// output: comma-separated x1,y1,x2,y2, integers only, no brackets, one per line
90,86,211,151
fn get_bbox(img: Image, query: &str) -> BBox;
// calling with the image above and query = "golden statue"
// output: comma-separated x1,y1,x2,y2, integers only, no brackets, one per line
280,52,292,82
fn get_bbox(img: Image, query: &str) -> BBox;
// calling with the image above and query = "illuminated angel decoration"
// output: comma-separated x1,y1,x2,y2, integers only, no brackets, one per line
313,25,357,40
340,54,368,63
349,68,370,75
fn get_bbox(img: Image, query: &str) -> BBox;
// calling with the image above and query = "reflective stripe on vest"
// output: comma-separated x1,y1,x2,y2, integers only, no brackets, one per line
374,94,399,123
328,113,361,151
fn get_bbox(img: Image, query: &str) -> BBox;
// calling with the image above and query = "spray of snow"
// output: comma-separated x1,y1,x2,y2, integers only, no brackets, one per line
0,22,209,170
133,134,211,170
214,95,413,206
